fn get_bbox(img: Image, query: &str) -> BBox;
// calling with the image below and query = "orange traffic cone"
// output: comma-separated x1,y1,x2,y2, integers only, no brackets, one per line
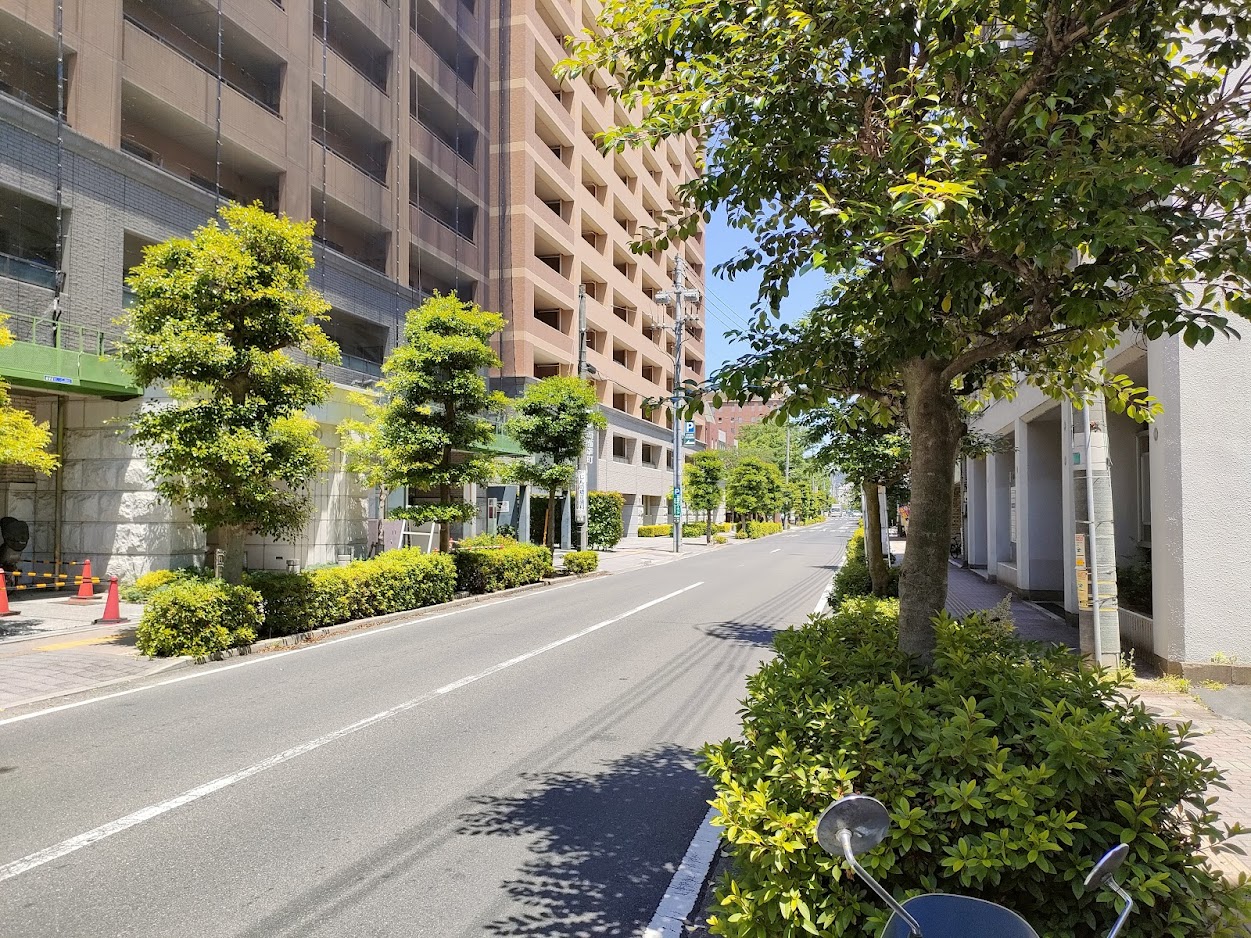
0,573,19,617
75,558,96,599
93,575,128,625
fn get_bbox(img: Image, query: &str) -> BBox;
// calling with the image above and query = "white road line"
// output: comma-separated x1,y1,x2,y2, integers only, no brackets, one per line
0,582,704,884
641,806,720,938
770,548,781,553
813,547,849,616
0,575,596,730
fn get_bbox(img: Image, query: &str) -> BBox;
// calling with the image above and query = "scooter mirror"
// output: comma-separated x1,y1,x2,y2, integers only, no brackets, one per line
816,794,892,858
1084,843,1130,890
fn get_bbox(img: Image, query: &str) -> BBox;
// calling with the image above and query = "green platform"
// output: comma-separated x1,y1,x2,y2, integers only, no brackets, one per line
0,314,140,399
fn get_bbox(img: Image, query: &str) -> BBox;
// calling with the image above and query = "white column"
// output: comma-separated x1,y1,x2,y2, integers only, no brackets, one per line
1060,403,1078,615
1014,418,1032,592
965,456,988,567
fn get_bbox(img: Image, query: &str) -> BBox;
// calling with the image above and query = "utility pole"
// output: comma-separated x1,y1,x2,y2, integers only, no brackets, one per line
785,424,791,528
1074,393,1121,667
655,256,702,554
575,284,589,552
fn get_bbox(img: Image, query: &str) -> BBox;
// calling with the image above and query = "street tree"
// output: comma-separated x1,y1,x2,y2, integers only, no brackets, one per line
725,456,784,523
733,420,811,477
565,1,1251,656
121,202,338,583
505,376,606,550
340,294,506,553
684,449,725,542
0,321,56,474
805,405,911,596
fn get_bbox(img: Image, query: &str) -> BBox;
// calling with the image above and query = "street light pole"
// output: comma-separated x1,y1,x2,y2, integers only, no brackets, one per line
655,256,702,555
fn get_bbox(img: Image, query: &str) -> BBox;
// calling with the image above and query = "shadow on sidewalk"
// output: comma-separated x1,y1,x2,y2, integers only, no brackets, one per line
456,743,710,936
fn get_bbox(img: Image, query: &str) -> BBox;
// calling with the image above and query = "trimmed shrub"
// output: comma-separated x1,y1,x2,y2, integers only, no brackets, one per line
682,521,734,538
588,491,625,549
246,549,457,637
563,550,599,575
638,524,673,537
831,525,899,605
704,599,1251,937
454,540,553,593
121,566,209,603
713,534,728,545
744,520,783,538
136,580,262,658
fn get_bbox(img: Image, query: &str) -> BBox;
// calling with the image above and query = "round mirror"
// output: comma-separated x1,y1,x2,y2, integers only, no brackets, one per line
1084,843,1130,890
816,794,892,858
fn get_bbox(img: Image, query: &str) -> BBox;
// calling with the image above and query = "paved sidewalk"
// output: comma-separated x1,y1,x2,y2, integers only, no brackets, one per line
943,562,1078,647
0,591,166,712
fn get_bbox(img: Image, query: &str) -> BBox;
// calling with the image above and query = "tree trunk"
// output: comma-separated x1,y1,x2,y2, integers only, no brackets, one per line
862,478,891,596
899,359,966,661
220,524,247,585
545,490,555,553
706,509,712,544
439,443,453,553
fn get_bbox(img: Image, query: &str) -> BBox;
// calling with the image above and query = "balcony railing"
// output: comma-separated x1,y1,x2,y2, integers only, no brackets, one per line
1,310,123,357
123,14,281,116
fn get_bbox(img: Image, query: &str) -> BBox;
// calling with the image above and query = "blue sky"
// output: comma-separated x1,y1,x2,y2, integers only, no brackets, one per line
699,207,828,372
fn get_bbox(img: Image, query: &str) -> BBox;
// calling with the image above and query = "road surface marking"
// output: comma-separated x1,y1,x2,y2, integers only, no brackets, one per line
642,806,720,938
33,634,123,652
0,582,703,883
770,548,781,553
0,575,596,729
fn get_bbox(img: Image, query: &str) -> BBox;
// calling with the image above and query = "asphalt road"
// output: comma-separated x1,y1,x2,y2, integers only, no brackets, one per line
0,520,856,937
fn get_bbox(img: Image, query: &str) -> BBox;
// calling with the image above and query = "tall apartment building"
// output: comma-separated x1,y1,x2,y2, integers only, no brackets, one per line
0,0,705,573
492,0,706,534
0,0,493,574
711,399,774,449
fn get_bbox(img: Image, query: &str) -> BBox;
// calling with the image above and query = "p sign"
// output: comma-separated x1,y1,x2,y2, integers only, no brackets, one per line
683,421,696,444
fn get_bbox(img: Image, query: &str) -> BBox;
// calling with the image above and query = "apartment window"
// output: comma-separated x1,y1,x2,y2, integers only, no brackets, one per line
534,308,564,332
612,348,627,367
666,450,674,469
641,443,659,467
0,187,59,289
534,362,561,379
1137,431,1152,544
612,435,631,463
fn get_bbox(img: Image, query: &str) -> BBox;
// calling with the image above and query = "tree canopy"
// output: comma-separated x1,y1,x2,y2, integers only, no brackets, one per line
684,449,726,540
341,294,505,552
725,456,784,520
0,321,56,475
565,0,1251,655
506,376,606,547
121,202,337,582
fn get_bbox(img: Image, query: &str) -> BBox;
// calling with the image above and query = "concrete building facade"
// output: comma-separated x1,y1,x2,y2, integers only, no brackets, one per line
492,0,706,535
0,0,706,577
962,333,1251,679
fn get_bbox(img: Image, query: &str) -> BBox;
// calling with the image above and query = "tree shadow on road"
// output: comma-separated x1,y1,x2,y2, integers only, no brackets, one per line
456,743,711,937
698,620,780,647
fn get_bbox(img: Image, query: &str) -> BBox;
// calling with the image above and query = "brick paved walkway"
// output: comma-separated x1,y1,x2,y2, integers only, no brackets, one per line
944,561,1078,647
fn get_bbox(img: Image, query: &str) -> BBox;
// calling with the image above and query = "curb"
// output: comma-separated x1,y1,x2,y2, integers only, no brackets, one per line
0,654,194,712
207,569,613,662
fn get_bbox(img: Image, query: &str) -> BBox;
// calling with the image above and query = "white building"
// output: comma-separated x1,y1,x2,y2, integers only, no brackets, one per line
962,333,1251,679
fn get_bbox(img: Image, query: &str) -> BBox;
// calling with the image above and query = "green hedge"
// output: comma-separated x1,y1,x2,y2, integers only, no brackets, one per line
136,580,262,658
563,550,599,575
682,521,734,538
588,491,625,549
830,525,899,605
121,566,209,603
638,524,673,537
454,540,553,593
246,549,457,638
744,521,783,538
704,598,1250,937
